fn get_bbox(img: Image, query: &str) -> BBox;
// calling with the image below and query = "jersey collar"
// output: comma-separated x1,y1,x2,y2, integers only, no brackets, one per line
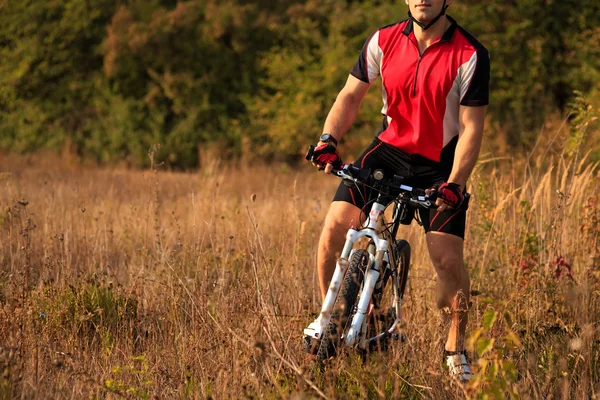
402,15,458,43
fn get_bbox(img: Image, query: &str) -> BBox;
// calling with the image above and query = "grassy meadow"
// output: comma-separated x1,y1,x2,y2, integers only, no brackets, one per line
0,133,599,399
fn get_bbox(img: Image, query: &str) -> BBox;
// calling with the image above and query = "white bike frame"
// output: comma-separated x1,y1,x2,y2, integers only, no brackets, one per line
304,197,405,349
302,162,438,352
304,162,432,348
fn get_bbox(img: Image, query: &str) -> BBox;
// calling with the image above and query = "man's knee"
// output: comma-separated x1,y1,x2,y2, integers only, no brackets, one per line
320,202,361,238
431,252,464,275
434,256,470,310
318,202,362,269
427,232,466,280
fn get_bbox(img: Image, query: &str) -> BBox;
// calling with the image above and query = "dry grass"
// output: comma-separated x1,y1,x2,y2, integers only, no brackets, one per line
0,138,599,399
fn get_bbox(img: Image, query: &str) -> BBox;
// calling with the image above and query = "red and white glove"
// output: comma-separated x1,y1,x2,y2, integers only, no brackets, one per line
310,143,343,171
435,182,464,209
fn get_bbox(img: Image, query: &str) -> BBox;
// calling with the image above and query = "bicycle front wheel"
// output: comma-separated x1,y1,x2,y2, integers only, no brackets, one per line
316,249,367,361
367,239,411,350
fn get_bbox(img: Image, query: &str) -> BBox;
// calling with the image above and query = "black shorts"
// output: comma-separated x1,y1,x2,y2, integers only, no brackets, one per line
332,138,468,239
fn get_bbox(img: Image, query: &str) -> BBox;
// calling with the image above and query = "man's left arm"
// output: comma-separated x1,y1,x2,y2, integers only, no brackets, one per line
435,43,489,211
434,105,486,212
447,105,486,190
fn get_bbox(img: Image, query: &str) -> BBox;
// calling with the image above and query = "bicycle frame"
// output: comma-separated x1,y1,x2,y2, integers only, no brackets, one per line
303,163,434,353
304,200,396,348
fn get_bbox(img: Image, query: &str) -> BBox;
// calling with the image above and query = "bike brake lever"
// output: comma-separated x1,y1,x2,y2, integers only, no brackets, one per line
305,145,315,161
426,190,439,203
333,166,349,177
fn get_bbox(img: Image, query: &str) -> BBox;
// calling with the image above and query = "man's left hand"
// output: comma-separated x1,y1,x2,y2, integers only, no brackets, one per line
428,182,464,212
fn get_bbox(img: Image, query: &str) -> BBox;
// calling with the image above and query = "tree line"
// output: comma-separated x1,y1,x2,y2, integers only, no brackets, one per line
1,0,599,168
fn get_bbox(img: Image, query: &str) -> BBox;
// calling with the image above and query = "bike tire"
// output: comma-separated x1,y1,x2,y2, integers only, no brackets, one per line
367,240,411,350
316,250,367,361
394,239,411,299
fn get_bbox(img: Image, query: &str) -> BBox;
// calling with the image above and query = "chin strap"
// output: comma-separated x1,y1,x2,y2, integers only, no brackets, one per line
408,1,448,31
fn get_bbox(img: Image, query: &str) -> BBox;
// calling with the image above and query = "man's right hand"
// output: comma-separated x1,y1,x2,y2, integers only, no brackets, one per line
308,143,343,173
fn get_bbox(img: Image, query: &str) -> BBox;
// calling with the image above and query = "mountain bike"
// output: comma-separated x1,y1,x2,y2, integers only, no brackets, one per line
303,148,435,361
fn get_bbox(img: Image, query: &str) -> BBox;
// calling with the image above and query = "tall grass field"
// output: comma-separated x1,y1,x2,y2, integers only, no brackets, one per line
1,131,599,398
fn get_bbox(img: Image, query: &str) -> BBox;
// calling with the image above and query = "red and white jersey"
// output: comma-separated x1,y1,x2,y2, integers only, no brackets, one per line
351,17,490,163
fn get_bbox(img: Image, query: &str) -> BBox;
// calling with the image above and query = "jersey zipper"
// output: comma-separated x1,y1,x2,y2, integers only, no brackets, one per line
410,40,442,97
412,56,423,96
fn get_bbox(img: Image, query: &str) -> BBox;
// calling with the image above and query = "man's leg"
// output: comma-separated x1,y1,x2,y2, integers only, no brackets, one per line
426,231,470,352
317,201,363,299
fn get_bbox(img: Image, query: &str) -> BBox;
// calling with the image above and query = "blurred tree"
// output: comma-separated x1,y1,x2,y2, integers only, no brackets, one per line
0,0,599,166
0,0,119,153
101,0,278,166
245,0,408,161
453,0,600,147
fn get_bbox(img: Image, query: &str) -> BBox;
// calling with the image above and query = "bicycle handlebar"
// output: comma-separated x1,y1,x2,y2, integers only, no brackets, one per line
306,145,436,208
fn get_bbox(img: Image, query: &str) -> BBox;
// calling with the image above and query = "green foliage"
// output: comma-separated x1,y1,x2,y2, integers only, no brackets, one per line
100,1,278,166
1,0,599,166
105,355,153,399
315,354,418,399
468,306,522,398
38,281,138,338
245,0,406,160
568,91,600,159
0,0,118,153
453,0,600,147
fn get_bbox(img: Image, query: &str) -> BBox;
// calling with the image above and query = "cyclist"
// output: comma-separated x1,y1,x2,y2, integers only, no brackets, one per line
308,0,489,382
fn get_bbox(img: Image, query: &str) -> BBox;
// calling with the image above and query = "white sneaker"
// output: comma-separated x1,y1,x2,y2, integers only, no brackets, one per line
445,350,473,382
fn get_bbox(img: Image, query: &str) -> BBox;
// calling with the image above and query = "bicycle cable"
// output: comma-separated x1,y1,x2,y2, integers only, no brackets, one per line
346,175,405,229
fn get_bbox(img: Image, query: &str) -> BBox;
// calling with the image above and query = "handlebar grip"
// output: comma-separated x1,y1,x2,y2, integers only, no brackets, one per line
305,145,315,161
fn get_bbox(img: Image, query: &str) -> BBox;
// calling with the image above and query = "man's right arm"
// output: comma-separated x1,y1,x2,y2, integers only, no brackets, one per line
312,28,379,173
321,75,371,146
314,75,371,174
